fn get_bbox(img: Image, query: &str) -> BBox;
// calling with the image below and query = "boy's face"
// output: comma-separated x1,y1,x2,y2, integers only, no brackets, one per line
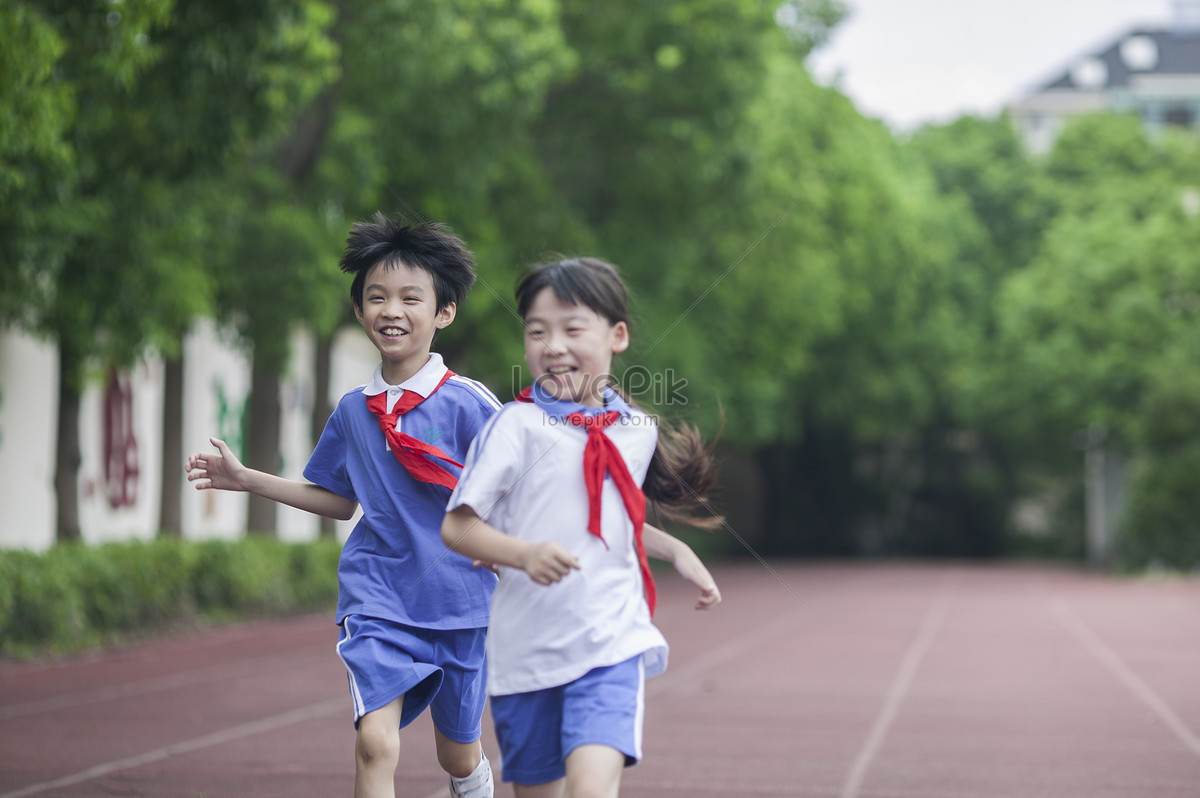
355,259,454,385
523,286,628,407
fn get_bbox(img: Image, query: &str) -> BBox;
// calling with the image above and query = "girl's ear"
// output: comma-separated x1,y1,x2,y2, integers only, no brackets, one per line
436,302,457,329
610,320,630,353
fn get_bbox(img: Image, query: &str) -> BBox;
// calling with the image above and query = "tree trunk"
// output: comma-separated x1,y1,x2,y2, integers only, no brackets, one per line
246,358,280,536
54,345,83,543
158,356,184,537
312,334,337,538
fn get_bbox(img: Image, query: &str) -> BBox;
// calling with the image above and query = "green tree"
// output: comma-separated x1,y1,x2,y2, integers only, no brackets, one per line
1,1,336,542
190,0,576,533
982,113,1200,564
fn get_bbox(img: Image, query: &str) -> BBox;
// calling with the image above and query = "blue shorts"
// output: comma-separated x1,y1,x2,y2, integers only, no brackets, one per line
335,616,487,743
489,655,646,785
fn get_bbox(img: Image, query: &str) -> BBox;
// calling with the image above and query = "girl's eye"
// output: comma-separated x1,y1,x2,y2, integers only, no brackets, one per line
526,329,544,338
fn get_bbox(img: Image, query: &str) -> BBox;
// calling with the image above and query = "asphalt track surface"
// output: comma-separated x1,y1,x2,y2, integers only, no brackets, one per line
2,561,1198,797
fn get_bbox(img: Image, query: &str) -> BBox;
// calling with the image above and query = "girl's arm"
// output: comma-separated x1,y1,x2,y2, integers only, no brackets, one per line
643,524,722,610
186,437,358,521
442,505,579,585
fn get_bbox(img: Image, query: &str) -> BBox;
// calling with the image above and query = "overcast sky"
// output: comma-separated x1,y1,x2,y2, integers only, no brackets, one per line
807,0,1180,130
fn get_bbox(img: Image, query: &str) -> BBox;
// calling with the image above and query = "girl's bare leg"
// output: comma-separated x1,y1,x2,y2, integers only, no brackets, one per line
564,744,624,798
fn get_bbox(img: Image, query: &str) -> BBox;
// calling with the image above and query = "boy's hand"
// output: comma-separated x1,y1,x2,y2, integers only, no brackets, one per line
472,560,500,574
186,437,249,492
521,542,580,585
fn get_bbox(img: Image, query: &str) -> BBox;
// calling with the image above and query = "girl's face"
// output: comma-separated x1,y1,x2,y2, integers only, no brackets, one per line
523,286,628,407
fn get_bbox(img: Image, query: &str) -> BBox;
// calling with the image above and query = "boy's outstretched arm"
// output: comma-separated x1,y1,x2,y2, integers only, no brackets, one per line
186,437,358,521
642,524,722,610
442,506,579,586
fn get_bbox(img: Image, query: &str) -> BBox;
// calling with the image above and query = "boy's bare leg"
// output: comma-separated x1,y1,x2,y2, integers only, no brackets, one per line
564,744,624,798
434,729,483,778
355,698,402,798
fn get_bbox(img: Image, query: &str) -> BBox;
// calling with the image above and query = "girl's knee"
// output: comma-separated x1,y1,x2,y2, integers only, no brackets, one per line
435,737,481,778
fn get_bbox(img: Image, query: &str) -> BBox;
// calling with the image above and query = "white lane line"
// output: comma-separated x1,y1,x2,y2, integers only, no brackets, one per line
0,697,345,798
0,650,325,721
1051,596,1200,759
840,586,954,798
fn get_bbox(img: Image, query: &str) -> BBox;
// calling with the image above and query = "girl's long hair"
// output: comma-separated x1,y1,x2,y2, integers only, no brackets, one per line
516,257,722,529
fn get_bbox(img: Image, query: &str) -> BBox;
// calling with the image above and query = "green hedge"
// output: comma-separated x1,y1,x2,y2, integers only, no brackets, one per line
0,537,342,659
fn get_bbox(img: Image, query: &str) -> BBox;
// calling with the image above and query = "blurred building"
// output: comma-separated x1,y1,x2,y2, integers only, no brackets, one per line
1010,0,1200,153
0,324,378,551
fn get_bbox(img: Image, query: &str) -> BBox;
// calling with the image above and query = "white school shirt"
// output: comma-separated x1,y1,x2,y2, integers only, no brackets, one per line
447,394,668,696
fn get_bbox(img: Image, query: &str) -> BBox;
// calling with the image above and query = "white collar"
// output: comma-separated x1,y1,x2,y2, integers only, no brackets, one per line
362,353,448,411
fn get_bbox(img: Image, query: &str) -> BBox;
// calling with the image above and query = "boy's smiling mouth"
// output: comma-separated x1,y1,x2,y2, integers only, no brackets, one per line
381,326,407,338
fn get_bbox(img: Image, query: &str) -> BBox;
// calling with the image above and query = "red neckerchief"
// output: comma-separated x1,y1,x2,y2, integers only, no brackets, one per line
516,385,655,615
365,370,462,490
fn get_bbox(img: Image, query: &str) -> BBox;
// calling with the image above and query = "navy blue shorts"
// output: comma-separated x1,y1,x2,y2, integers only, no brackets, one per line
336,615,487,743
490,655,646,785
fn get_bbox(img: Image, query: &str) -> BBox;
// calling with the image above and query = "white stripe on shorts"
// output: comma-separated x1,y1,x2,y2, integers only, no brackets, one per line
336,618,366,719
633,657,646,759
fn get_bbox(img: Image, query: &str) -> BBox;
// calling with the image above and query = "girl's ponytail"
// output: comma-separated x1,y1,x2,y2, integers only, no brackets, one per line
644,418,723,529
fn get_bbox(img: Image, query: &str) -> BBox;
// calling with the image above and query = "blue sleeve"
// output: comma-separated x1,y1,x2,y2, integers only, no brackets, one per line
303,402,356,500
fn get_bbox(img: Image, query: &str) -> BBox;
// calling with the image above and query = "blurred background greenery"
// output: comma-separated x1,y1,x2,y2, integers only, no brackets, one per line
3,0,1200,574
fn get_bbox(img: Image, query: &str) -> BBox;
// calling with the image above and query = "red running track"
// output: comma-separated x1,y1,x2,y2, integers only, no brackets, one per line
2,562,1198,797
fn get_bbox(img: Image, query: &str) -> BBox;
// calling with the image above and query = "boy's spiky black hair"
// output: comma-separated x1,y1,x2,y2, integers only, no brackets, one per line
339,213,476,311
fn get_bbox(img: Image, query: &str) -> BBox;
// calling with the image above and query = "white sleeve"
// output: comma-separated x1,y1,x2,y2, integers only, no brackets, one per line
446,410,525,524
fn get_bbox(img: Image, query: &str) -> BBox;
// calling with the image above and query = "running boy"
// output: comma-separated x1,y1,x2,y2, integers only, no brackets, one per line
187,214,500,798
441,256,721,797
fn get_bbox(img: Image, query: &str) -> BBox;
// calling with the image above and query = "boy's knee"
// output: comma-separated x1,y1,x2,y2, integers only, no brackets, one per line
355,721,400,769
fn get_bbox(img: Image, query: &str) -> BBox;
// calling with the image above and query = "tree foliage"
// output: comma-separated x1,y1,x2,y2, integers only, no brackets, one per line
5,2,1200,566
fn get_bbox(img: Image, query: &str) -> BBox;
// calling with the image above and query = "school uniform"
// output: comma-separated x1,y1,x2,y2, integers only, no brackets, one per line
447,384,666,782
304,353,501,738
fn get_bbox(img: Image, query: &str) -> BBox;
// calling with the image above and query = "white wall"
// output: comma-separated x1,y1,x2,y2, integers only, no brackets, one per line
0,332,57,551
0,320,381,551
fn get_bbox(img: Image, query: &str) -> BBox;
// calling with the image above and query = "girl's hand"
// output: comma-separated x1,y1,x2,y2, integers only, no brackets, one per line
186,437,249,492
672,545,722,610
693,581,722,610
521,542,580,585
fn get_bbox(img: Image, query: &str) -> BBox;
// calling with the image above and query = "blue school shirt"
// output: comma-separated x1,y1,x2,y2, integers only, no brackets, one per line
304,354,501,629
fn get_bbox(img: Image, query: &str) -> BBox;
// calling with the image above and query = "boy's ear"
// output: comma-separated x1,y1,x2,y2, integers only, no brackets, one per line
353,303,365,326
436,302,457,329
611,320,629,353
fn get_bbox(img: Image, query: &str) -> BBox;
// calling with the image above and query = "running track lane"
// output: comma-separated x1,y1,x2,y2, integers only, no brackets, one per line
1,562,1198,797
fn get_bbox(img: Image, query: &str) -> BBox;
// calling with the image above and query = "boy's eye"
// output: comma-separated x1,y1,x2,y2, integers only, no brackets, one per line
525,328,544,338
